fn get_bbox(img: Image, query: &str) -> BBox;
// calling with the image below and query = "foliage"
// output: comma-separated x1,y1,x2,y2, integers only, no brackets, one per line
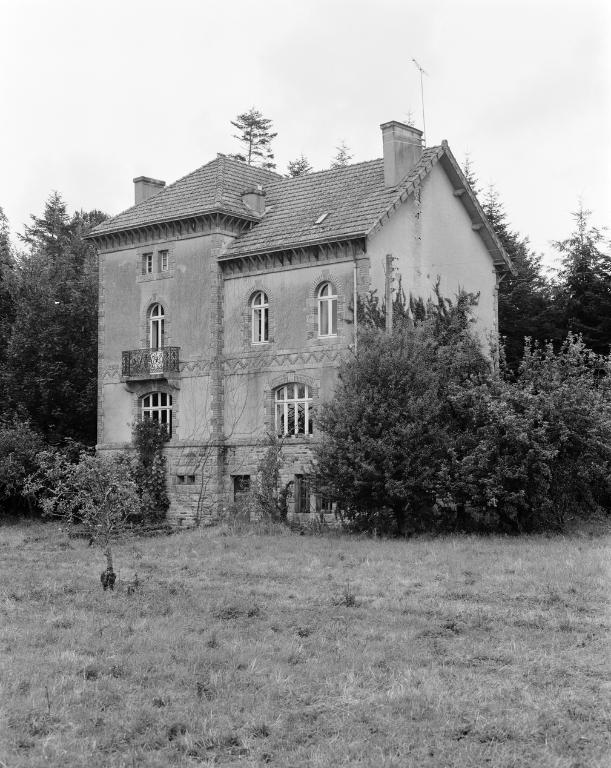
482,185,563,369
554,204,611,355
132,419,170,521
1,193,107,443
25,450,140,584
0,417,47,515
286,154,313,177
443,336,611,532
314,290,488,534
230,107,277,169
254,434,288,521
315,289,611,534
0,207,15,377
330,140,353,168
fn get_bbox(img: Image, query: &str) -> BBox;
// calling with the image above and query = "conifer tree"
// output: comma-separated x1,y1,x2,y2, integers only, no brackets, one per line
330,141,353,168
0,207,15,391
482,185,561,367
230,107,277,169
4,193,107,443
286,154,313,177
554,204,611,355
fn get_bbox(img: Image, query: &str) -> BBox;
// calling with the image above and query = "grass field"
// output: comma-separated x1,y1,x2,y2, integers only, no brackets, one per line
0,521,609,767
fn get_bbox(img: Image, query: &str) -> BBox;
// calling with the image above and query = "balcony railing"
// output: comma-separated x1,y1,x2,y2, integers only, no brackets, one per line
121,347,180,378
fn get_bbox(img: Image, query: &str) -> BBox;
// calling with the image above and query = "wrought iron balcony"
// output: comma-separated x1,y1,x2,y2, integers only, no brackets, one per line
121,347,180,379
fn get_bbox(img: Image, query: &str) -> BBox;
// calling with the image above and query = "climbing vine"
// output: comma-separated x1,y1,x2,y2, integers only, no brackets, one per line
132,420,170,521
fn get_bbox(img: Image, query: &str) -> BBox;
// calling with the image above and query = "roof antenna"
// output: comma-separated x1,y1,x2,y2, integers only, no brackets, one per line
412,58,428,146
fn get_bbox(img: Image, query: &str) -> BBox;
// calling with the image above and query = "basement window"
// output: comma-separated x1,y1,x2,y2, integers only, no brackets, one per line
314,212,329,225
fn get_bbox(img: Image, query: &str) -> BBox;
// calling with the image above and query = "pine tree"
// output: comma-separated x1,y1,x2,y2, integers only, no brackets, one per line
482,185,561,368
286,154,312,177
462,153,481,198
330,141,353,169
554,204,611,355
0,207,16,394
230,107,277,169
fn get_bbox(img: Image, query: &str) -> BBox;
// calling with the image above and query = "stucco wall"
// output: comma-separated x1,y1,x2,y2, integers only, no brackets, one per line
367,163,498,346
221,259,359,438
99,233,227,446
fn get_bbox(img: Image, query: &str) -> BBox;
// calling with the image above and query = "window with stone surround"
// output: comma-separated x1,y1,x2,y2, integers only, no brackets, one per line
159,250,169,272
141,392,172,435
142,252,153,275
317,282,337,337
149,303,165,349
275,383,313,437
251,291,269,344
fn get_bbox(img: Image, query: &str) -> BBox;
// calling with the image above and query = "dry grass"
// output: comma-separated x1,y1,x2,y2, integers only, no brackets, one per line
0,520,609,767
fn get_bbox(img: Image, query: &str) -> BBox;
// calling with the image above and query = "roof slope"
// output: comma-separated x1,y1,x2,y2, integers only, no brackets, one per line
89,147,512,272
224,147,442,257
90,156,281,236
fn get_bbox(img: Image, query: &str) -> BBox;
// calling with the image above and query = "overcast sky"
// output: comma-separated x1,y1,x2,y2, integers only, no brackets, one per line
1,0,609,268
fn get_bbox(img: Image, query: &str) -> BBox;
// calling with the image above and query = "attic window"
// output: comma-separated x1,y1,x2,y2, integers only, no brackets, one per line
314,212,329,225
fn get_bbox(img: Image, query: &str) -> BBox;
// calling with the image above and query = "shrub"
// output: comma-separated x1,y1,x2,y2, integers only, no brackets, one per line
314,295,611,534
0,417,47,515
25,450,140,586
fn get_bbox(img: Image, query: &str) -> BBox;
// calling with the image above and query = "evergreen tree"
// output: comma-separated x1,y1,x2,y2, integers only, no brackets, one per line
482,185,562,368
0,207,16,387
554,204,611,355
230,107,277,169
286,154,313,177
330,141,353,168
462,153,481,197
4,193,107,444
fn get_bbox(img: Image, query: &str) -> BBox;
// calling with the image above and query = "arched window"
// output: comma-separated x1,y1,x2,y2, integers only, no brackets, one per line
275,383,313,437
149,304,165,350
317,282,337,337
141,392,172,435
251,291,269,344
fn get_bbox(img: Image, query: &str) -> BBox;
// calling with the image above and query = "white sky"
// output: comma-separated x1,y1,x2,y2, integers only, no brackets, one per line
1,0,609,268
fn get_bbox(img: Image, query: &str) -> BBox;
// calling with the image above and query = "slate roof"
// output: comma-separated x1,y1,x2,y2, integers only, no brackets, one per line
89,156,282,236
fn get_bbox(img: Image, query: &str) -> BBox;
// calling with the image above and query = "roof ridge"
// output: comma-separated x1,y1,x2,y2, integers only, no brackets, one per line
273,157,383,185
215,153,283,180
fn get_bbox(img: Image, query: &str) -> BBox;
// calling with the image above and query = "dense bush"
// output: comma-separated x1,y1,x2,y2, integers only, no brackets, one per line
314,299,611,534
0,418,47,515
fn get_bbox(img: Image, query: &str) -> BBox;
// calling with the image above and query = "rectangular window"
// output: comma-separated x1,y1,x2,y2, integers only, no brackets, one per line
233,475,251,501
294,475,311,514
159,250,169,272
142,253,153,274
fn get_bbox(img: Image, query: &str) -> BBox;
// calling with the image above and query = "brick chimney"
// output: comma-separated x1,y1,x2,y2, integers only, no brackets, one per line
380,121,424,187
133,176,165,205
242,184,266,216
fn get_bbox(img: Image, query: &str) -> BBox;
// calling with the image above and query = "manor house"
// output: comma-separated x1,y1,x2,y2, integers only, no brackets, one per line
88,120,512,524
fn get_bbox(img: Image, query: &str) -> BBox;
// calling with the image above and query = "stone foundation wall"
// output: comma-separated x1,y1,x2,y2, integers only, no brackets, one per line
164,438,322,525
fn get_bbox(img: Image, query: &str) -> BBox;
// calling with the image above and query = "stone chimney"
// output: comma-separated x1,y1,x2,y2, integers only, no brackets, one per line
380,121,424,187
242,184,266,216
133,176,165,205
